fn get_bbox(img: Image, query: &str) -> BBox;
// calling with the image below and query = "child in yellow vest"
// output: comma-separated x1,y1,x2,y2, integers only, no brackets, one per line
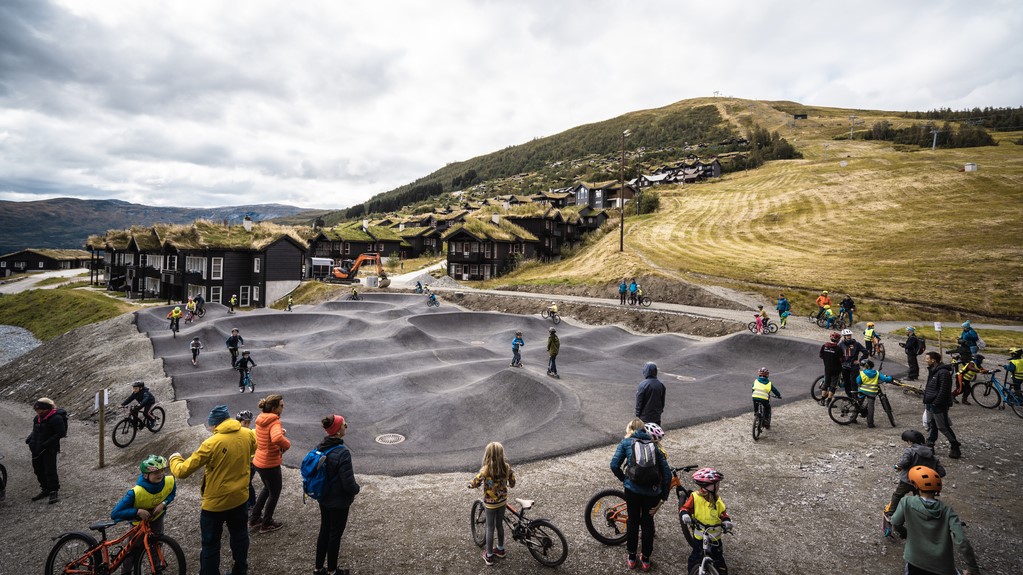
855,359,894,428
679,468,732,574
110,455,176,574
752,367,782,429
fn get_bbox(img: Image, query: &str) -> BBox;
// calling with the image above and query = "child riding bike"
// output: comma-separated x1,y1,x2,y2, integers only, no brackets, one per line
184,297,197,322
166,306,183,332
855,359,894,428
752,367,781,429
110,455,176,575
1005,347,1023,393
679,468,732,575
120,381,157,427
190,337,204,366
236,350,256,393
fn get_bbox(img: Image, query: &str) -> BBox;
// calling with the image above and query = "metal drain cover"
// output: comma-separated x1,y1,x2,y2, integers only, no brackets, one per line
375,433,406,445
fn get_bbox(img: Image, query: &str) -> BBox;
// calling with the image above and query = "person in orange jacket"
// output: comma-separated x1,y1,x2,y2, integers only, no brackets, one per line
814,290,832,320
249,395,291,534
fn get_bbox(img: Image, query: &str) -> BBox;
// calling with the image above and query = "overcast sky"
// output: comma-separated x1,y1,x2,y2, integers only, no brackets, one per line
1,0,1020,210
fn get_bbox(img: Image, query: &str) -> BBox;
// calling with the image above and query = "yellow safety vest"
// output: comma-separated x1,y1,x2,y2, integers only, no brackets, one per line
1009,358,1023,382
958,363,982,383
690,492,727,535
859,371,880,395
752,379,772,401
864,328,875,341
130,476,174,524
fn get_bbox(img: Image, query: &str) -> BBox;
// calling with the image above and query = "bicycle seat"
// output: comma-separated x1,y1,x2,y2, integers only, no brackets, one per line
89,519,118,531
515,498,534,510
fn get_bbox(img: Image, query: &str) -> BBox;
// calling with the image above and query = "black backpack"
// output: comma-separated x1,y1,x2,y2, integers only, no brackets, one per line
917,336,927,356
625,439,661,487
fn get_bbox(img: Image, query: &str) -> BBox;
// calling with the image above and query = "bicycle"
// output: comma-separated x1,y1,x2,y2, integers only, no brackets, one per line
686,519,733,575
0,452,7,503
888,378,924,397
426,297,440,308
629,295,652,307
752,401,768,440
816,314,846,330
183,309,195,324
970,370,1023,417
195,304,206,318
240,369,255,393
345,293,362,301
746,319,779,335
169,317,180,338
584,464,700,546
867,337,886,362
540,309,561,325
828,382,896,427
45,517,185,575
470,497,568,567
112,404,166,449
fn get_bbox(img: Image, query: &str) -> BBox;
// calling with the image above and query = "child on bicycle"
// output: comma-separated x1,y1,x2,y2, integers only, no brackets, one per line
755,305,769,334
120,381,156,426
1006,347,1023,393
822,304,837,328
110,455,176,575
957,353,989,406
229,294,238,313
547,301,558,316
185,297,197,322
855,359,894,428
166,306,182,331
286,296,293,312
236,350,256,393
468,441,516,566
752,367,781,429
428,292,438,306
226,328,244,367
884,430,945,539
351,287,359,300
891,466,979,575
679,468,732,575
190,337,204,366
863,322,878,355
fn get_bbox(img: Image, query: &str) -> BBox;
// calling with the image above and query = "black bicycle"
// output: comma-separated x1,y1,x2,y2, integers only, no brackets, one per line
686,519,733,575
470,498,568,567
828,384,896,427
752,402,767,440
112,404,166,448
0,452,7,503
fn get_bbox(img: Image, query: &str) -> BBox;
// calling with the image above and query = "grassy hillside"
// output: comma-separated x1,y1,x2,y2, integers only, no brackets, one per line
0,287,133,340
490,102,1023,319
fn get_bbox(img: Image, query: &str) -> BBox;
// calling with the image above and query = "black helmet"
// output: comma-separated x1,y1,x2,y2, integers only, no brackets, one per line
862,359,874,370
901,430,925,444
973,354,985,365
131,380,145,388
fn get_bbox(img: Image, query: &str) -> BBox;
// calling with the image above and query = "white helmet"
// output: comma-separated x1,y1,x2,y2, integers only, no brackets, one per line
841,329,853,336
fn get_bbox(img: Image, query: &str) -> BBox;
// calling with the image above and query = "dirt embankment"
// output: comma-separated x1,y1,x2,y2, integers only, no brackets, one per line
497,275,748,311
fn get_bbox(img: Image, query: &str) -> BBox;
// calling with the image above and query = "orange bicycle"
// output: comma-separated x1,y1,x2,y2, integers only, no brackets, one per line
584,464,699,546
45,517,185,575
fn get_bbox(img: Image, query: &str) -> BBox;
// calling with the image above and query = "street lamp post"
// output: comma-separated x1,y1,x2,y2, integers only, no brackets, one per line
619,129,630,252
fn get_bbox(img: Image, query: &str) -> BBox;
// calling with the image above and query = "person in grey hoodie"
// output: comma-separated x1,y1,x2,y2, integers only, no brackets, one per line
891,466,979,575
635,362,666,426
885,430,946,539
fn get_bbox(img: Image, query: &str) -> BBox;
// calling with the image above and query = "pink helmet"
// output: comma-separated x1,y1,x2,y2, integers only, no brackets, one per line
757,367,769,377
692,467,724,486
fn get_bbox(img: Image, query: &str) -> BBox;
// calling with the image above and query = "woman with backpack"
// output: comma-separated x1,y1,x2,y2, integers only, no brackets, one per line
609,418,672,572
311,414,360,575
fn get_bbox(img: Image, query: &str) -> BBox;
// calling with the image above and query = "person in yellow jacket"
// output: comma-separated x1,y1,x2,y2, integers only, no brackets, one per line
863,322,879,356
855,359,894,428
166,306,183,332
679,468,733,574
751,367,782,429
110,455,176,575
169,405,256,575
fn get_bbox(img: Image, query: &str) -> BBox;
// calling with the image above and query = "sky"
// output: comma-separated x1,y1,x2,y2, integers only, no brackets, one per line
0,0,1020,210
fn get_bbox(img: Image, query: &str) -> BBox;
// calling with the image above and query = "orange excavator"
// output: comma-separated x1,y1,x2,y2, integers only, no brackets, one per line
329,253,391,288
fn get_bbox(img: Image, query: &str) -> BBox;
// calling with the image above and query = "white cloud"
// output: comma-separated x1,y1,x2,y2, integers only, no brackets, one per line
0,0,1019,209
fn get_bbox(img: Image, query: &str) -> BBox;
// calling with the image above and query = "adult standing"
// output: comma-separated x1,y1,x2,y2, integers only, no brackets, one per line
838,329,868,397
635,362,666,426
819,332,843,406
26,397,67,504
250,395,290,533
923,352,962,459
958,321,980,356
169,405,257,575
619,278,628,305
775,293,790,321
901,327,922,381
313,414,361,575
546,327,560,378
839,294,856,326
610,419,672,572
628,279,638,305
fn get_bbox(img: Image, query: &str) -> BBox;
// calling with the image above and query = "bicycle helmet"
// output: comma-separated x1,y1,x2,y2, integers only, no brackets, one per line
515,331,522,336
131,380,145,388
757,367,769,377
1010,347,1022,357
236,410,253,422
866,321,875,327
692,468,724,486
907,466,942,494
549,327,556,333
822,290,828,294
173,306,181,312
823,304,831,309
830,332,841,342
643,422,664,441
841,329,853,336
973,354,985,366
901,430,925,444
757,305,763,310
140,454,168,474
905,326,915,333
862,359,874,370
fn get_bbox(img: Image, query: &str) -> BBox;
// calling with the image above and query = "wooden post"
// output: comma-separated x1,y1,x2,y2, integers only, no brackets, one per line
935,322,943,356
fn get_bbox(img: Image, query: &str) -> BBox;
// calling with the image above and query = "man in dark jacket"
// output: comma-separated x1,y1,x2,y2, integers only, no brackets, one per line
819,332,843,406
26,397,67,504
635,362,666,425
923,352,961,459
900,327,922,380
838,329,868,397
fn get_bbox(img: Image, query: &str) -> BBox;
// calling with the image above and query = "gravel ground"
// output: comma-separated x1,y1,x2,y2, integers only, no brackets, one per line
1,310,1021,574
0,325,40,367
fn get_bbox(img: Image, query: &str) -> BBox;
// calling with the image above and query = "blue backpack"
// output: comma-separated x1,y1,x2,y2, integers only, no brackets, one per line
300,444,343,501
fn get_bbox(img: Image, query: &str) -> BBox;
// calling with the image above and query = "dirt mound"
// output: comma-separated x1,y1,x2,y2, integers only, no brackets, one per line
499,275,748,310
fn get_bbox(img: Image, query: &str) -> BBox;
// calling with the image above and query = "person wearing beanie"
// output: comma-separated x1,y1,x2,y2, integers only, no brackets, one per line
26,397,67,504
169,404,256,575
312,414,360,575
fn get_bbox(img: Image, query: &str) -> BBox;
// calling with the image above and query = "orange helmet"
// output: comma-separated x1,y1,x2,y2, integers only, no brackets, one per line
908,466,942,494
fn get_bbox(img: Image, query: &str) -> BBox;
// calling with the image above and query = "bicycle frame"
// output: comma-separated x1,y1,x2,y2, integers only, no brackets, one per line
65,519,157,574
689,519,729,575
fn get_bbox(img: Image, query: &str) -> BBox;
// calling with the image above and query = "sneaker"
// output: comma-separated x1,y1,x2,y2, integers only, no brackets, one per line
249,386,254,393
248,517,262,530
31,490,50,502
640,557,651,572
259,520,284,534
626,555,637,570
493,548,505,559
48,491,60,504
482,551,495,566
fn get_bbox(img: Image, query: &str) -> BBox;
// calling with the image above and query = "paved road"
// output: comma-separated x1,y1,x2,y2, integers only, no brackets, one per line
0,268,90,294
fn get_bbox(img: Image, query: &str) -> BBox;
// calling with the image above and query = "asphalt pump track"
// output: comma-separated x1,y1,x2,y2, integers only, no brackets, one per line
137,293,822,475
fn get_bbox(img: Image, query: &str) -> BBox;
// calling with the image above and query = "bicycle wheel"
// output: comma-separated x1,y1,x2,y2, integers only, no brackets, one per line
1010,392,1023,419
583,489,628,545
747,322,758,334
640,297,651,307
470,500,486,547
0,462,7,497
540,309,550,319
525,518,568,567
767,322,778,334
810,376,826,402
146,407,165,433
552,314,561,325
828,397,859,425
196,307,206,318
134,533,186,575
880,395,897,427
45,532,98,575
113,417,137,448
689,560,721,575
876,343,886,362
970,381,1001,409
752,409,763,441
816,316,828,328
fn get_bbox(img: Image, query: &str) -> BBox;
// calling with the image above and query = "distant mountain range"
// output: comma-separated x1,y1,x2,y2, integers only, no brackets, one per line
0,198,315,255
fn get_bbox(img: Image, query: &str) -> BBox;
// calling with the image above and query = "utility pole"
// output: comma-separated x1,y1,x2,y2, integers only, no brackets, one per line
849,115,858,140
619,129,630,252
931,128,940,151
823,143,829,162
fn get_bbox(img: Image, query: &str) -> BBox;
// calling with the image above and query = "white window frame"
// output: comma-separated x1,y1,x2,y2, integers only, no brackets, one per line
252,286,260,302
210,286,222,303
0,261,5,268
185,256,207,277
211,257,223,280
253,258,261,273
186,284,206,299
239,285,251,307
39,261,44,268
144,277,160,294
344,243,351,255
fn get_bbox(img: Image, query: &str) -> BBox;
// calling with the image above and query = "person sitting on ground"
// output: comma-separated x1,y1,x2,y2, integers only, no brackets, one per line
891,466,979,575
680,468,732,575
1005,347,1023,393
752,367,781,429
884,430,946,539
856,359,894,428
121,381,156,425
111,455,176,575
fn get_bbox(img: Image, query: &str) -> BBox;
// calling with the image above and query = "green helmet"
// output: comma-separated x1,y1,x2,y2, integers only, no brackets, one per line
140,454,168,474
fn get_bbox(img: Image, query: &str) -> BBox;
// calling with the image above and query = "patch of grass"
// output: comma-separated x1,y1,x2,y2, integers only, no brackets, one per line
396,255,445,274
891,326,1022,356
269,281,347,309
0,288,133,340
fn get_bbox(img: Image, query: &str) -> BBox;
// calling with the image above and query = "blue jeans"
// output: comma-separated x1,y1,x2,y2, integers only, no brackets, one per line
512,349,521,366
200,503,249,575
548,354,558,374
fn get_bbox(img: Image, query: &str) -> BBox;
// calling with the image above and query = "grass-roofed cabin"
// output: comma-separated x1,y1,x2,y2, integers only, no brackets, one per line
442,215,538,281
86,229,133,288
394,225,441,259
310,221,402,269
91,220,308,308
0,248,95,277
475,203,569,263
